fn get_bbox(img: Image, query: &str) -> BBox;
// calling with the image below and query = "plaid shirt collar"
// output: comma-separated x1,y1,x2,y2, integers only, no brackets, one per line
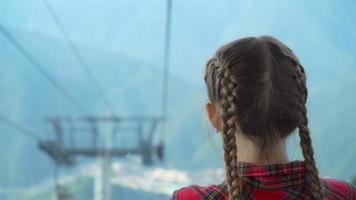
238,160,305,177
237,160,306,190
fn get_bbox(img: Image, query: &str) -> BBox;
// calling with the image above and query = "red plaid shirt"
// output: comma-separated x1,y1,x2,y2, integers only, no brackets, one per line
171,161,356,200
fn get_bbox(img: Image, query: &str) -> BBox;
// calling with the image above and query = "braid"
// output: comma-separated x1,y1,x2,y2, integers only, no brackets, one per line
294,64,324,199
218,64,243,200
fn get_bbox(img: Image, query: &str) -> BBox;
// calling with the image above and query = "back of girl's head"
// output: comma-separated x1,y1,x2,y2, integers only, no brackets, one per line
205,36,323,200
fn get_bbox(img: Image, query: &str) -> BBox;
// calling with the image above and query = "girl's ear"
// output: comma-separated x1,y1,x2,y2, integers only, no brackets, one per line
205,102,222,132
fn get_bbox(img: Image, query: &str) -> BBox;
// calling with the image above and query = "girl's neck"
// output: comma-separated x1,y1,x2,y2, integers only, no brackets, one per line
235,133,289,165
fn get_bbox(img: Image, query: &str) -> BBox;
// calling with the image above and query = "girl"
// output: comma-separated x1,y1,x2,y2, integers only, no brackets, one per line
172,36,356,200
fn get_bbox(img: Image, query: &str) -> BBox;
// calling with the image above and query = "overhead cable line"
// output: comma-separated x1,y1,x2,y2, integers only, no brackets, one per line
0,116,40,140
0,23,87,112
159,0,173,143
43,0,116,116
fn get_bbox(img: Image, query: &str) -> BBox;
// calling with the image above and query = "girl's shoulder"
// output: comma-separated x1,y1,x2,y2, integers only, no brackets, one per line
321,178,356,199
171,179,356,200
171,184,228,200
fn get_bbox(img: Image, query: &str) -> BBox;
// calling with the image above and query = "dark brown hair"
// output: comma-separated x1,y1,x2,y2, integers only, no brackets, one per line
204,36,323,199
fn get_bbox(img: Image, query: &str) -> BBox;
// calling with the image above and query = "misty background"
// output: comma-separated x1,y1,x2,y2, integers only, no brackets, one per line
0,0,355,199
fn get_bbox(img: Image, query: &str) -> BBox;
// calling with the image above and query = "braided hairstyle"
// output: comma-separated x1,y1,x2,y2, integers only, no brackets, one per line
204,36,323,200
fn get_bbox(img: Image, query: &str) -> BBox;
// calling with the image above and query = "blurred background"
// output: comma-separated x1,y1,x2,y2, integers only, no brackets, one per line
0,0,355,199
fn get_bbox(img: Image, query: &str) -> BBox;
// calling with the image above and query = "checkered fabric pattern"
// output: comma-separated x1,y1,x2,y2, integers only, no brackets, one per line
171,161,356,200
